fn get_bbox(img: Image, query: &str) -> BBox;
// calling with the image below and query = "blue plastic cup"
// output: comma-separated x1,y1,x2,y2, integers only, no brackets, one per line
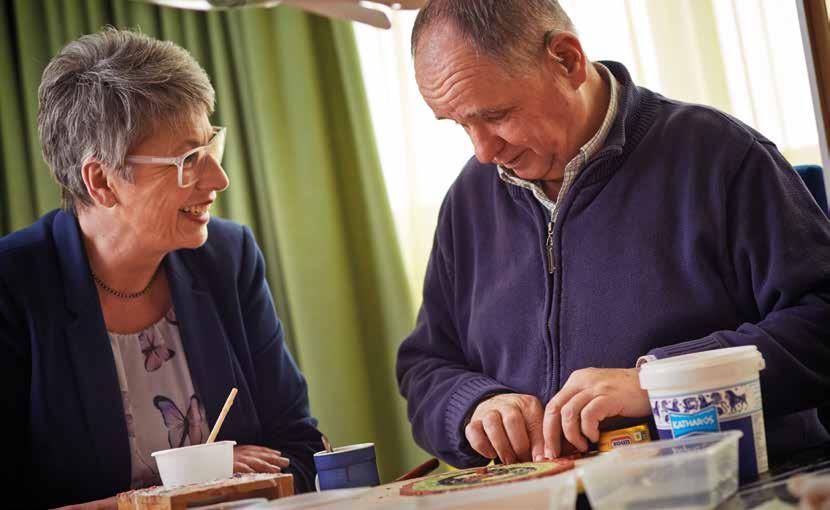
313,443,380,491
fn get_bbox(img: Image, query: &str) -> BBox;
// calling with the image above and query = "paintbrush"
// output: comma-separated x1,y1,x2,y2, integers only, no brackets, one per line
394,457,440,482
321,433,334,453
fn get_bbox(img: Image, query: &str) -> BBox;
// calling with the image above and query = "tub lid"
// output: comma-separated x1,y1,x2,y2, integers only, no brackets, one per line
639,346,765,391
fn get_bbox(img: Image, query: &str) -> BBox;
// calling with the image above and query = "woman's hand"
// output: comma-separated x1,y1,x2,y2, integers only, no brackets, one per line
52,446,289,509
234,444,290,474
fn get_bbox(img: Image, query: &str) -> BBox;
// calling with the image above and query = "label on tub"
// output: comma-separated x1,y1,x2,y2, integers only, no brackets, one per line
669,406,721,437
650,378,768,478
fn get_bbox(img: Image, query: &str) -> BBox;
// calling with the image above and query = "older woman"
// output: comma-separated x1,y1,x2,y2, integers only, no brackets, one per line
0,29,323,508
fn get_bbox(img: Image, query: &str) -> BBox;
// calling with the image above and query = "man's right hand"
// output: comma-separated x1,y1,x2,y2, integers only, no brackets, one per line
464,393,546,464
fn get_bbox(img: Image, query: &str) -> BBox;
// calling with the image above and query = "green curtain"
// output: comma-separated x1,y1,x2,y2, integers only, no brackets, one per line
0,0,425,482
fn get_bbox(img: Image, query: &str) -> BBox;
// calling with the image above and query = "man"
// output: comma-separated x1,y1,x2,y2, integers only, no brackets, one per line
396,0,830,468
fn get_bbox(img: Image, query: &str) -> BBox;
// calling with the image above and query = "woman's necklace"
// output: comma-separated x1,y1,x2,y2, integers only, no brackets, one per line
91,266,160,299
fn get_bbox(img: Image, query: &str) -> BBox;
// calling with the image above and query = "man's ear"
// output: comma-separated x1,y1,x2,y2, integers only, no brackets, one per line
81,158,117,208
544,31,588,87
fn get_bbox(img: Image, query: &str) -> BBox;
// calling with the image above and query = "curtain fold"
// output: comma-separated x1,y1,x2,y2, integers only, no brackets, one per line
0,0,421,482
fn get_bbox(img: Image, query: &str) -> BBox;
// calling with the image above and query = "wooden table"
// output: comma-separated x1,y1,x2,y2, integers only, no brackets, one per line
258,444,830,509
117,473,294,510
259,470,577,509
718,443,830,509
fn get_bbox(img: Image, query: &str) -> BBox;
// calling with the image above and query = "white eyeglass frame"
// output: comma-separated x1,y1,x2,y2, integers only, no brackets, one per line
125,126,226,188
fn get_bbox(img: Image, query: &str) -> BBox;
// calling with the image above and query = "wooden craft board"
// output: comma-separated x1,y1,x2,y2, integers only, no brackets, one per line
116,473,293,510
400,460,575,496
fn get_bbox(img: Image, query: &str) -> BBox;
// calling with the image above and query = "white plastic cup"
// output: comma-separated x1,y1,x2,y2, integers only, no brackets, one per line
639,346,768,480
151,440,237,487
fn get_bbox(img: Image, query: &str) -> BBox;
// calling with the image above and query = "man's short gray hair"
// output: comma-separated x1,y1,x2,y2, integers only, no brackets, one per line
411,0,576,70
37,28,215,213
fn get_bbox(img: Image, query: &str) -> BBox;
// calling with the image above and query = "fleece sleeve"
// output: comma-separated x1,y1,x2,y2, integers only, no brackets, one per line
647,141,830,418
396,199,514,467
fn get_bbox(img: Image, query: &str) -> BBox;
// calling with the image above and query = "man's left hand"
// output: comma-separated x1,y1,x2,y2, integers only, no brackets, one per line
543,368,651,458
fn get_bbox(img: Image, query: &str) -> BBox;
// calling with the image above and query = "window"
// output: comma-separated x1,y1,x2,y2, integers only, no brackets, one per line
354,1,822,302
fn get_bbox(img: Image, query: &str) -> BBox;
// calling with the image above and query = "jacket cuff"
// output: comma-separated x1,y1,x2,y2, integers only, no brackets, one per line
647,336,726,360
443,376,513,466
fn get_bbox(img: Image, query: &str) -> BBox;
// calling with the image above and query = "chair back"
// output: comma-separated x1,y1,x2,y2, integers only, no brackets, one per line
794,164,829,217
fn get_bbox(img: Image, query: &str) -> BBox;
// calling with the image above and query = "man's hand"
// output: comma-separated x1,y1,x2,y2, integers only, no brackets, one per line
543,368,651,458
234,444,290,474
465,393,546,464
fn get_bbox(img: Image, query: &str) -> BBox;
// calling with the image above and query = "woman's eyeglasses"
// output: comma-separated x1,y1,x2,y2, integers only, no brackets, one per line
126,126,226,188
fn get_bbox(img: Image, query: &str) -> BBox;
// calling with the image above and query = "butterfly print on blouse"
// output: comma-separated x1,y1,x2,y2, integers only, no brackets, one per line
139,330,175,372
153,395,208,448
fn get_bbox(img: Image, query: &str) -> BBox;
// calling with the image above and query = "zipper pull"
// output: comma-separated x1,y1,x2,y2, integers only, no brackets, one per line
546,220,555,274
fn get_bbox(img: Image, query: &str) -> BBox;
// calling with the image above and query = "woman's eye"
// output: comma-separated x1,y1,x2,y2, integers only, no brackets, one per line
183,152,199,167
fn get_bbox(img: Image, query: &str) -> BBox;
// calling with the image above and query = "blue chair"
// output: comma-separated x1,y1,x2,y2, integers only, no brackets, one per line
794,164,829,217
793,165,830,432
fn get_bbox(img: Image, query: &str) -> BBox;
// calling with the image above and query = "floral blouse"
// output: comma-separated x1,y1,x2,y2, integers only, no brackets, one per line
108,307,210,488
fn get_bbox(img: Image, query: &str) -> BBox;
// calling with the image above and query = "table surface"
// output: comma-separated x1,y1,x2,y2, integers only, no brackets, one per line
720,443,830,509
258,444,830,509
571,443,830,509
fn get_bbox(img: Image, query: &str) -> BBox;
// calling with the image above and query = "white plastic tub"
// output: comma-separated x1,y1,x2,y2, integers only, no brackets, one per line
151,440,236,487
578,431,742,510
639,346,768,480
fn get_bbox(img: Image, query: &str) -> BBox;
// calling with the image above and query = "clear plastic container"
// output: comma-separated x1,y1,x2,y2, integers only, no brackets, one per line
577,431,742,510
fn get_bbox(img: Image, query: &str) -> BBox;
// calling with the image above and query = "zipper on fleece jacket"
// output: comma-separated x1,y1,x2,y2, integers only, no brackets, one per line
545,216,555,274
542,208,558,401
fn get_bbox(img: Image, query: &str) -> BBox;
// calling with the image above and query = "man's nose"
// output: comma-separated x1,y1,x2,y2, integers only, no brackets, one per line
469,125,504,164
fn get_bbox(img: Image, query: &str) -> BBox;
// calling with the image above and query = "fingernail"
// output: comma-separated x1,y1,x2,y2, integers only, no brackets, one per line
534,455,543,462
545,448,553,459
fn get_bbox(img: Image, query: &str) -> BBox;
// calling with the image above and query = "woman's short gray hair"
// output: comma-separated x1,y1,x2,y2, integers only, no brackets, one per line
411,0,576,70
37,28,215,213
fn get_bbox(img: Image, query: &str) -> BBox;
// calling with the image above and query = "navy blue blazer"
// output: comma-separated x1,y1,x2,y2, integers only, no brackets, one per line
0,210,322,508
